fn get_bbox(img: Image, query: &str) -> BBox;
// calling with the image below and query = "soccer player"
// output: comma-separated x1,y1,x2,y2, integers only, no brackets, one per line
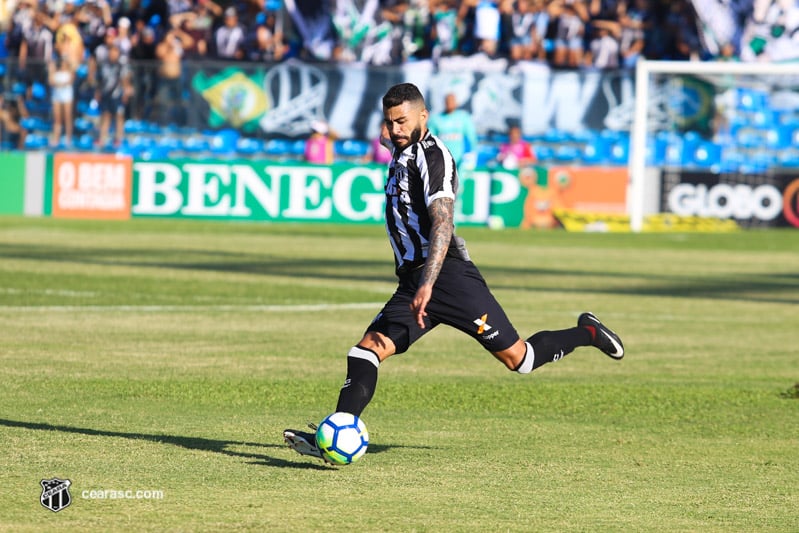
284,83,624,461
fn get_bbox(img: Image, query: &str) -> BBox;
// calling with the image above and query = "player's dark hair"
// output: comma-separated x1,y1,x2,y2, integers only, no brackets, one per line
382,83,425,109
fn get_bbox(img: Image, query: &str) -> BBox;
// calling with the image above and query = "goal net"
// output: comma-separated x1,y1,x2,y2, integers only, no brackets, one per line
629,59,799,232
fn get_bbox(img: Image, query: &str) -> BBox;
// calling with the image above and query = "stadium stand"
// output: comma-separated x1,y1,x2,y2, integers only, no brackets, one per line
1,0,798,169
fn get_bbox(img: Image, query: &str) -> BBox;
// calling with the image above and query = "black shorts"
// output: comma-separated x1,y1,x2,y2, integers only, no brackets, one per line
99,94,124,115
366,257,520,354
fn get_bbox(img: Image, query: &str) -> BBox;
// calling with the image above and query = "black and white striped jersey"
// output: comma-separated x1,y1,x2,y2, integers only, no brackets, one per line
384,130,470,274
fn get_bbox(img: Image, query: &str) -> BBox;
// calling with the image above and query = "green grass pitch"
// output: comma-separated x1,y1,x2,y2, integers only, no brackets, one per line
1,216,797,531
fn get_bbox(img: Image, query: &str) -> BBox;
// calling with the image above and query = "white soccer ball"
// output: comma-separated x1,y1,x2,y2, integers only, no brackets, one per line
487,215,505,230
315,412,369,465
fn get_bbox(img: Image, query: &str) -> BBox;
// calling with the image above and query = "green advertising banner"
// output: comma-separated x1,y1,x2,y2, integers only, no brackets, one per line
0,152,27,215
131,159,528,227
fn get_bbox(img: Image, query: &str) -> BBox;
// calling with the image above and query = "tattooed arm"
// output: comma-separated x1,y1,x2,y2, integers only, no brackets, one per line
411,197,455,329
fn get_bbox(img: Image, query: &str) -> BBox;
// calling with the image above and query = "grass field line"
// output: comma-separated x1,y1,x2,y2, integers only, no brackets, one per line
0,302,387,313
0,287,99,297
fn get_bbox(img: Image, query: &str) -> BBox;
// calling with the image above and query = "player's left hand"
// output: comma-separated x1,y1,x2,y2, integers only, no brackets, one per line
410,284,433,329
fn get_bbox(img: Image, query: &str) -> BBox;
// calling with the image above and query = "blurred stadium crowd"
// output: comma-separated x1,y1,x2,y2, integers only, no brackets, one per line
1,0,798,153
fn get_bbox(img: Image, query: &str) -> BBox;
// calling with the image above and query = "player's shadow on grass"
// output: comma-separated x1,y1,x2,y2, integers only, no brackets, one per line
3,243,798,305
0,418,423,470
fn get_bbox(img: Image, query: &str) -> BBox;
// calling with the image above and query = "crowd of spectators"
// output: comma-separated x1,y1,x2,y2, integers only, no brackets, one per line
0,0,797,149
1,0,772,76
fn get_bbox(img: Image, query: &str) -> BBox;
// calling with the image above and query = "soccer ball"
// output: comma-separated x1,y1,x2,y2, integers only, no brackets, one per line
315,412,369,465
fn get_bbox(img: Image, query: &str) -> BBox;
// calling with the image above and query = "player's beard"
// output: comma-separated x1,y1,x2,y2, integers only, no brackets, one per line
392,125,424,151
409,125,423,145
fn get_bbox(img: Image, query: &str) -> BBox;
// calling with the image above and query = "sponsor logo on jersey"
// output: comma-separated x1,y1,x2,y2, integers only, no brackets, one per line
473,314,492,335
481,330,500,341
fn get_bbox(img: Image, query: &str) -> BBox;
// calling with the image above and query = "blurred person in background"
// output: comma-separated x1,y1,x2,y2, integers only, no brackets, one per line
283,0,337,61
6,0,37,60
120,0,169,39
129,25,157,120
455,0,479,54
0,93,29,149
166,0,194,20
429,0,459,61
399,0,435,61
48,55,75,147
170,0,222,58
618,0,647,68
74,0,113,53
550,0,589,67
427,92,478,168
246,10,288,62
48,0,85,69
472,0,502,56
585,19,620,68
509,0,547,62
668,0,702,61
587,0,625,38
115,16,133,58
213,6,246,60
88,24,126,114
497,123,537,169
332,0,400,65
18,6,53,90
304,120,335,164
154,26,193,125
95,43,132,147
588,0,626,21
92,26,127,65
531,0,552,60
365,122,393,164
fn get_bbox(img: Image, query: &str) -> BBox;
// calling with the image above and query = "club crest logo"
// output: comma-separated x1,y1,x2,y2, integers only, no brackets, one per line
40,478,72,513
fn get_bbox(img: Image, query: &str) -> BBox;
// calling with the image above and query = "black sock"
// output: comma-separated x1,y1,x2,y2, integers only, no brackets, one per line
335,346,379,417
526,327,592,369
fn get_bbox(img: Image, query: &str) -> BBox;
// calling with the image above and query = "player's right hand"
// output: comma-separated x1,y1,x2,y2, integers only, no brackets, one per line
410,284,432,329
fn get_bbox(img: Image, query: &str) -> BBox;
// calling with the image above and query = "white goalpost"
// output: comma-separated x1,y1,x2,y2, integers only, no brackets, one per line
629,59,799,232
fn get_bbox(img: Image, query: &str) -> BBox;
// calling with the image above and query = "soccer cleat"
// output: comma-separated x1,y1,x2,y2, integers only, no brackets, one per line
283,424,324,460
578,312,624,360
